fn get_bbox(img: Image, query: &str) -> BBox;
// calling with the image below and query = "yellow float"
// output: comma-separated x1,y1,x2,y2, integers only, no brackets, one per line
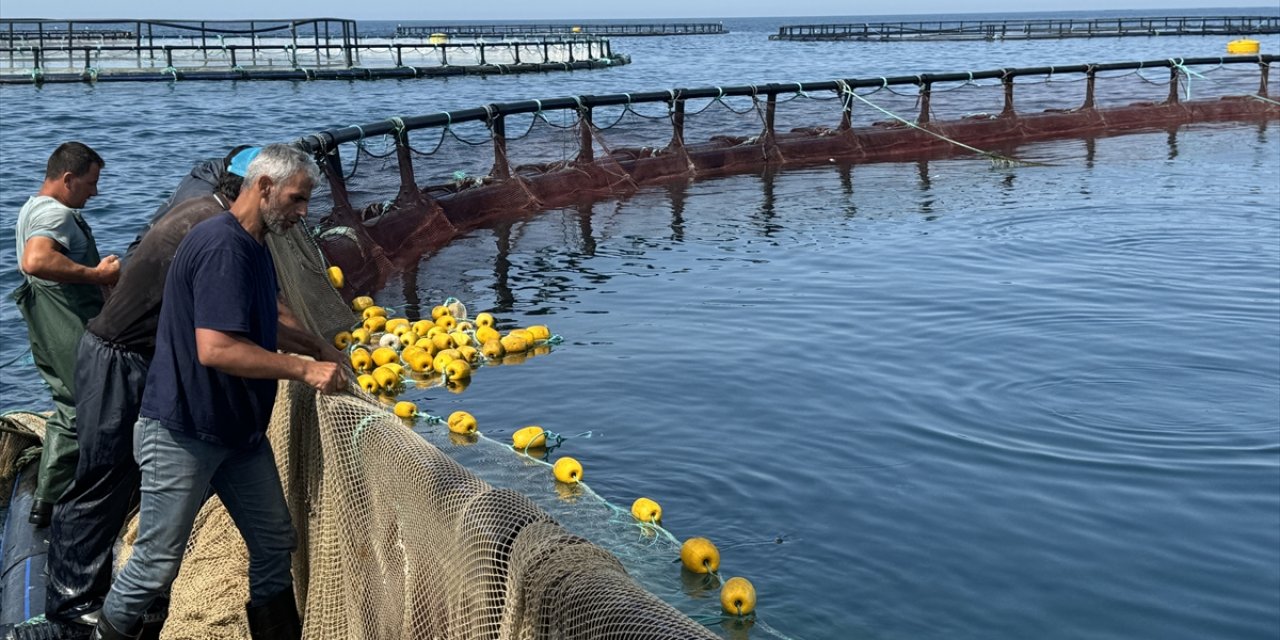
525,325,550,341
356,374,378,393
720,577,756,616
1227,39,1260,54
475,312,494,328
512,426,547,449
553,457,583,483
371,347,399,366
393,401,417,419
349,348,372,372
361,306,387,320
680,538,720,574
430,305,452,320
333,331,352,349
351,328,371,345
447,410,478,434
326,266,345,289
631,497,662,523
351,296,374,312
443,358,472,381
500,334,529,353
480,340,504,359
362,316,387,333
475,325,500,344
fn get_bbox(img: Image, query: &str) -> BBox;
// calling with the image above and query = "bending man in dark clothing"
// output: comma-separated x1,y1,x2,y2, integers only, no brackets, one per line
93,144,345,640
17,147,343,640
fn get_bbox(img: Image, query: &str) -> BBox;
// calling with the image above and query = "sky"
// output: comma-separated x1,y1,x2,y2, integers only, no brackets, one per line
0,1,1274,21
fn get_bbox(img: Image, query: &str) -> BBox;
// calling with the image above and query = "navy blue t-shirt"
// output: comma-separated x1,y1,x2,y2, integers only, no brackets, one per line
140,211,280,448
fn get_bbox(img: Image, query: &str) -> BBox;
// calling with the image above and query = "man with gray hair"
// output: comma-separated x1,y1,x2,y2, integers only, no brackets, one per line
92,144,344,640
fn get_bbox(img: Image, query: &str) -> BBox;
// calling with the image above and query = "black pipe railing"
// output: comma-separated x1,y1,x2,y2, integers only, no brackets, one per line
772,15,1280,41
396,23,725,37
299,55,1278,152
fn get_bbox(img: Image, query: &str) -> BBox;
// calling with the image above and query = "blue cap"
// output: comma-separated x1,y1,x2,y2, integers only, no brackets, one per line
227,147,261,177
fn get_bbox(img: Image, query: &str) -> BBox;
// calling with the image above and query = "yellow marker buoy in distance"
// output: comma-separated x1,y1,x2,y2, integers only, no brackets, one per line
327,266,345,289
1227,38,1260,54
447,410,477,434
393,401,417,419
475,312,495,328
333,331,353,349
357,374,378,394
512,426,547,449
631,497,662,523
680,537,720,574
720,577,757,616
351,296,375,312
553,457,583,483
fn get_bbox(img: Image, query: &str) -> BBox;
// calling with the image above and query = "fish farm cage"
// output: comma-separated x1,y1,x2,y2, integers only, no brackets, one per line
770,15,1280,41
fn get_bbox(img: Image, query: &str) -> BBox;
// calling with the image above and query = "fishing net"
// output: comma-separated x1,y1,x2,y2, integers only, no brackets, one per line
313,58,1277,297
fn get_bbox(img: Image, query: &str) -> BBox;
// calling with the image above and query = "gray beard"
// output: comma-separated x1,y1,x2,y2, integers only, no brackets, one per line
263,206,291,235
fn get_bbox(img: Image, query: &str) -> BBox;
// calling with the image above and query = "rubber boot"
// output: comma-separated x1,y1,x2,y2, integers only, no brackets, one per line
88,617,136,640
28,500,53,528
245,589,300,640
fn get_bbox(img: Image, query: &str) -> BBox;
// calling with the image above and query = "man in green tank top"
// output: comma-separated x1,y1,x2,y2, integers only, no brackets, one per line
12,142,120,527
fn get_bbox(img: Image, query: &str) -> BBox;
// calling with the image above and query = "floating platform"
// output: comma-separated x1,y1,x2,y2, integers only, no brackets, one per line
771,15,1280,41
396,23,726,37
0,18,628,84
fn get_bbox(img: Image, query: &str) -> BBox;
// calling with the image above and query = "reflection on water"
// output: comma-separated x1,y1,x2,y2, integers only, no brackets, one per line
398,123,1278,640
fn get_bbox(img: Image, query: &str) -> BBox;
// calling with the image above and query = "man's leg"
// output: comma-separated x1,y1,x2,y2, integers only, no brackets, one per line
212,437,299,639
32,393,78,521
98,419,225,635
46,334,149,623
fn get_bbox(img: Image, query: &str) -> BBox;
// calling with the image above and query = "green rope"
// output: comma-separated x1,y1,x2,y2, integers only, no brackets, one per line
1169,58,1207,101
162,66,178,80
847,90,1048,168
1250,94,1280,107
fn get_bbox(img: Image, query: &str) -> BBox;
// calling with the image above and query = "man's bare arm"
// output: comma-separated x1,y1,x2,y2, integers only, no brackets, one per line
196,327,345,393
21,236,119,285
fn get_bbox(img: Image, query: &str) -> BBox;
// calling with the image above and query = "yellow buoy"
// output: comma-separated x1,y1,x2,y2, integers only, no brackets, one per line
720,577,757,616
385,317,410,333
436,315,458,332
475,325,500,345
512,426,547,449
414,338,439,356
393,401,417,419
380,362,404,377
362,306,388,320
431,304,452,320
1227,39,1260,55
447,410,478,434
351,296,375,312
372,366,401,393
456,345,480,363
526,325,551,341
351,328,371,345
428,32,448,45
432,350,457,374
444,358,472,381
362,315,387,333
449,331,472,348
480,340,505,359
431,332,455,351
333,331,353,349
455,321,474,332
412,319,434,337
553,457,583,483
371,347,399,366
398,331,419,346
631,497,662,523
509,328,535,344
327,265,345,289
406,351,433,373
350,348,373,372
680,538,720,574
475,312,495,328
500,334,529,353
356,374,378,393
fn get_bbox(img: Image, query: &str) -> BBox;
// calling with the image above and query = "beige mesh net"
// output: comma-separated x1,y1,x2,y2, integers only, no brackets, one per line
120,224,719,639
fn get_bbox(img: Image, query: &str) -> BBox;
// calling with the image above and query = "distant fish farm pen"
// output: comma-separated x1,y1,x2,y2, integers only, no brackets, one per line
395,23,726,38
0,18,628,84
770,15,1280,41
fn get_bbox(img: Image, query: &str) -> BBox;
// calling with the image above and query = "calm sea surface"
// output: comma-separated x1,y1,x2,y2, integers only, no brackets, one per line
1,9,1278,640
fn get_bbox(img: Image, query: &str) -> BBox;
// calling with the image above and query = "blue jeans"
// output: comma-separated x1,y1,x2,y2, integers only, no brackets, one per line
101,418,296,632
